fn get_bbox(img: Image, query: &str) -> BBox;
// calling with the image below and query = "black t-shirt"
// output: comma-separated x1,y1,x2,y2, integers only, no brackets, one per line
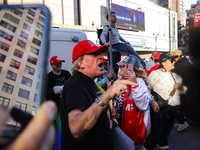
60,71,114,150
46,70,71,107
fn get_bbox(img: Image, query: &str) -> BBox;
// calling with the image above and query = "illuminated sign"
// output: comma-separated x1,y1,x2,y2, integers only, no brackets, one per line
111,3,145,31
194,14,200,30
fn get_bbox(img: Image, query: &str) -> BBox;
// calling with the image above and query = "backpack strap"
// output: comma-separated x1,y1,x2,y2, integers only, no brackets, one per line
104,25,109,42
105,25,109,28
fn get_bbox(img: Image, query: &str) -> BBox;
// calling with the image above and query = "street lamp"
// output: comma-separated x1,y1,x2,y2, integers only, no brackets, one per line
153,33,159,50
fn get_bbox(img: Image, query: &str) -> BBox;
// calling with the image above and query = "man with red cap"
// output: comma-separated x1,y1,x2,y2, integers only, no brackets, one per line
147,52,162,77
59,40,136,150
46,56,71,110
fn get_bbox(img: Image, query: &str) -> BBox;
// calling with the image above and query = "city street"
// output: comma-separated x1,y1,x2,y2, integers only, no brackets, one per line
154,119,200,150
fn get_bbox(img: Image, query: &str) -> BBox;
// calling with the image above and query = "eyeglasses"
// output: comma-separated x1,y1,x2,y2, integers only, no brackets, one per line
54,62,62,66
171,58,176,63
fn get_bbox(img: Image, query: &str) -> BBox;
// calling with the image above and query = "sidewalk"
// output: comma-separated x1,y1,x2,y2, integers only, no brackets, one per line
154,119,200,150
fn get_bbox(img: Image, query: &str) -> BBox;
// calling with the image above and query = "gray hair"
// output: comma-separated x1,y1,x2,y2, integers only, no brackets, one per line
71,55,84,75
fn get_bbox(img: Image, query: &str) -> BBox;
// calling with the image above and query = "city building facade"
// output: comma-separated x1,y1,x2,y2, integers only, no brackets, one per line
185,1,200,47
158,0,186,27
3,0,178,54
188,0,200,17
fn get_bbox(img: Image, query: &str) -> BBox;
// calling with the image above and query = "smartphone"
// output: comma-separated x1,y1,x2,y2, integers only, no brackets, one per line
126,64,133,73
0,4,51,146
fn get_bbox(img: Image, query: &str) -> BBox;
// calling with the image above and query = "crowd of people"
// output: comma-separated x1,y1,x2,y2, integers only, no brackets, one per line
1,12,199,150
0,42,194,150
46,41,189,150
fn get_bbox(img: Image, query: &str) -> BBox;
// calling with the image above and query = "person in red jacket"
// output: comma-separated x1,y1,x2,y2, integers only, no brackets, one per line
115,55,159,150
147,52,161,77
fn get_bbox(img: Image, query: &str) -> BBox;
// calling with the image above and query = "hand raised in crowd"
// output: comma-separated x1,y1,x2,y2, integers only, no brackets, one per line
105,80,137,98
1,101,57,150
103,42,110,46
124,71,136,82
150,100,160,113
107,70,114,79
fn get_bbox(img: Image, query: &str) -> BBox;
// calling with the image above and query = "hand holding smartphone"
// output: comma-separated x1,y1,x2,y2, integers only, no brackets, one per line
126,64,133,73
125,64,136,82
0,4,51,147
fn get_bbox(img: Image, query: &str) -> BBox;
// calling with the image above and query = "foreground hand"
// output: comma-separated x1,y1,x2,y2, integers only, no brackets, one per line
150,100,160,113
106,80,137,99
124,72,136,82
174,83,183,90
107,80,114,89
2,101,57,150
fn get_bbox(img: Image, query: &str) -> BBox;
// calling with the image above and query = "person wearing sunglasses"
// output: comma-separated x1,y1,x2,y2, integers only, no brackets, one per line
46,56,71,111
144,52,187,150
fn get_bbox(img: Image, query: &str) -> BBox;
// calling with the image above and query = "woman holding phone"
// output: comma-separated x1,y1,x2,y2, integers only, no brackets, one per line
115,55,159,150
144,52,187,150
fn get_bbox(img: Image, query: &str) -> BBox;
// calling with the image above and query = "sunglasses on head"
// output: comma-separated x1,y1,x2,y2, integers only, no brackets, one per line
54,62,62,66
171,58,175,63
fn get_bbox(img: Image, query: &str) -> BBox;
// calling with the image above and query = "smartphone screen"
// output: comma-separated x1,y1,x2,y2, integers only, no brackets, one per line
0,4,51,146
126,64,133,73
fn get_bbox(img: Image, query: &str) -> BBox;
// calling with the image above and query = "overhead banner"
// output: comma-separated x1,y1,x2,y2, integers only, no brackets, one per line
111,3,145,31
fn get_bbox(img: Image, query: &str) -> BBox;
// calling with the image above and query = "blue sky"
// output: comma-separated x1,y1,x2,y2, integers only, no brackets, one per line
185,0,198,10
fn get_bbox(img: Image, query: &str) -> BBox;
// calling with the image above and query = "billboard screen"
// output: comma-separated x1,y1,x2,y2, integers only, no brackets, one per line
111,3,145,31
194,14,200,30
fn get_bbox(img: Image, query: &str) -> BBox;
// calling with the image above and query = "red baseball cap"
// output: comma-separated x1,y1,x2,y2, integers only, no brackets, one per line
153,53,162,60
50,56,65,65
102,58,108,63
72,40,108,63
